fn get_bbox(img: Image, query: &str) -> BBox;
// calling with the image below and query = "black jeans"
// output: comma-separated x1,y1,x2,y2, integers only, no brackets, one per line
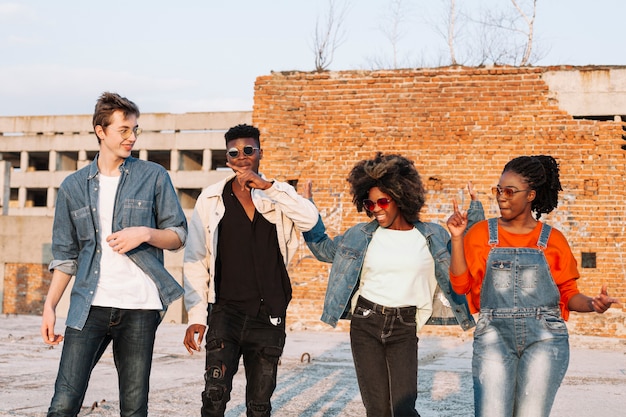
201,304,286,417
350,296,421,417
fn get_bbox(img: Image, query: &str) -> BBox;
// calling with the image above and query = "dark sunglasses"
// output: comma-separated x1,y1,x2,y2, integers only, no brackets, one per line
363,198,392,211
226,145,259,158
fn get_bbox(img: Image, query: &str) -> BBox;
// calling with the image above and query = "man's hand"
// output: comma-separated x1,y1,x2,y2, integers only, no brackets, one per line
226,162,272,191
107,226,149,254
183,324,207,355
41,306,63,345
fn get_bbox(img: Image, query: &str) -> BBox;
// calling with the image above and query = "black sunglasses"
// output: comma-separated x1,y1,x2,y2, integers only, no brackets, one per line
226,145,259,158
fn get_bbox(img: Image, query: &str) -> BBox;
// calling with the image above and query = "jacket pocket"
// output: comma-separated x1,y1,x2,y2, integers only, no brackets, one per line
121,199,154,228
337,245,359,260
490,260,512,289
71,206,94,242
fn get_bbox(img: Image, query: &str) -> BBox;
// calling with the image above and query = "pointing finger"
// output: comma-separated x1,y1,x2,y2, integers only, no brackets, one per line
226,162,240,174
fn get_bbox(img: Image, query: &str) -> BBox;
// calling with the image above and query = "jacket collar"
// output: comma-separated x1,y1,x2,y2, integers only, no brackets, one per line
87,154,135,180
361,218,432,238
202,172,268,199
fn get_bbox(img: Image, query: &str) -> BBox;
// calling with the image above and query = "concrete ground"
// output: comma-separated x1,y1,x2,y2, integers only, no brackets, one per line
1,314,625,417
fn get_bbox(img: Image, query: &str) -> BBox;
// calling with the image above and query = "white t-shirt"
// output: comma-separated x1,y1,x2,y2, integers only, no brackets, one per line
91,173,162,309
357,226,436,329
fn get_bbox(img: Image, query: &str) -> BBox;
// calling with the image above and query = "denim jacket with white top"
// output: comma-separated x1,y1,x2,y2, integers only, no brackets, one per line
303,200,484,331
49,156,188,330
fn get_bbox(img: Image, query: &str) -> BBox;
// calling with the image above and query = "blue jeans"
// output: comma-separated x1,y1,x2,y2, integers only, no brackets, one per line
472,309,569,417
201,304,286,417
47,306,160,417
349,297,420,417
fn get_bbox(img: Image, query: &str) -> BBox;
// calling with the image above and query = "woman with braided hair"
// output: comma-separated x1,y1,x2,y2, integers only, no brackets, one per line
303,152,484,417
447,155,619,417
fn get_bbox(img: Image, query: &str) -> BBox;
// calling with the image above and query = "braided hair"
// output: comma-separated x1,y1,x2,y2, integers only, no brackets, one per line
503,155,562,219
347,152,426,223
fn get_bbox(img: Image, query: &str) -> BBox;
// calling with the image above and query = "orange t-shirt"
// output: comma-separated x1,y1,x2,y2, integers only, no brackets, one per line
450,220,580,320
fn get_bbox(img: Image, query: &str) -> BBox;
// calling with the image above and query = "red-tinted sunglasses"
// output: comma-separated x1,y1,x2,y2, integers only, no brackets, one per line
363,198,392,211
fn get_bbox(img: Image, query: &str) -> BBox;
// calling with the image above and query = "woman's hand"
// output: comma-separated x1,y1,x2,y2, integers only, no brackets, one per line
468,181,478,201
301,180,312,200
590,285,620,313
447,199,468,238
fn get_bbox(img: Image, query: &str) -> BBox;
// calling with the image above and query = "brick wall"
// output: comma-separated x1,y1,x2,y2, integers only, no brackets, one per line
3,66,624,337
3,263,52,315
253,66,626,337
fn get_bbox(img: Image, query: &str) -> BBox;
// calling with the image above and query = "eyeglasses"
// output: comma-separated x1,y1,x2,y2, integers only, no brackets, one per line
226,145,259,158
118,126,142,140
491,185,531,199
363,198,392,211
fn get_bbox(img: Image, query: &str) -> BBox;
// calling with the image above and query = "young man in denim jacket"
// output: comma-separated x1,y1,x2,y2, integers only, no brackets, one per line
41,92,187,417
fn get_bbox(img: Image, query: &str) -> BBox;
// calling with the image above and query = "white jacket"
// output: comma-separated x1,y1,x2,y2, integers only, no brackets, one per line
183,174,319,325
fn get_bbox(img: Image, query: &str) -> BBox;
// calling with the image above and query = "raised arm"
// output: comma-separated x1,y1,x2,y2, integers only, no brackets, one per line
447,198,469,276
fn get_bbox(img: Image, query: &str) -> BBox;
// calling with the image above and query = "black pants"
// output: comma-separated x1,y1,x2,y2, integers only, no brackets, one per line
201,304,286,417
350,296,420,417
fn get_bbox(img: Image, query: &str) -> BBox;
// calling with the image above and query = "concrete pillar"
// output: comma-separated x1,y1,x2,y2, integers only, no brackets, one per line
20,151,28,171
47,187,56,209
139,149,148,161
18,187,26,209
203,149,213,171
0,161,10,216
78,150,89,169
170,149,180,172
49,150,57,172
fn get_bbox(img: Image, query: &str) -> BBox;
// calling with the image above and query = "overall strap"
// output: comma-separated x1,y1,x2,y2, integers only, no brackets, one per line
487,218,499,246
537,222,552,249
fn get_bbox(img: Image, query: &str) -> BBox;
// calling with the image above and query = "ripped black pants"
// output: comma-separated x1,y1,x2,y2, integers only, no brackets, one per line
201,304,286,417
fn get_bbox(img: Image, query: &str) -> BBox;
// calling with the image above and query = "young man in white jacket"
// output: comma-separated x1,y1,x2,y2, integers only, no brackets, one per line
182,124,318,417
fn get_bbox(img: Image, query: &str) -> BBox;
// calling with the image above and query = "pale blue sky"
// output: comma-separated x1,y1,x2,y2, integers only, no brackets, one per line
0,0,624,116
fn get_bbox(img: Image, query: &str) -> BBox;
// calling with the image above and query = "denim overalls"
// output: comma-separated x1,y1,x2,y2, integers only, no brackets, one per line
472,218,570,417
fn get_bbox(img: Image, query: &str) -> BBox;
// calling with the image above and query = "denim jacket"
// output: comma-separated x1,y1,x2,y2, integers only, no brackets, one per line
49,156,188,330
303,200,484,331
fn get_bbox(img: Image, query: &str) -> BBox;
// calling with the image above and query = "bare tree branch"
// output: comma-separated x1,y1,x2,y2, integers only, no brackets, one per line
427,0,469,66
511,0,537,65
383,0,407,68
470,0,539,66
311,0,349,72
367,0,414,69
448,0,457,65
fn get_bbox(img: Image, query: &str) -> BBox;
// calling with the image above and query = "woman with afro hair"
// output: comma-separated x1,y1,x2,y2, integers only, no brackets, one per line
303,152,484,417
447,155,619,417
